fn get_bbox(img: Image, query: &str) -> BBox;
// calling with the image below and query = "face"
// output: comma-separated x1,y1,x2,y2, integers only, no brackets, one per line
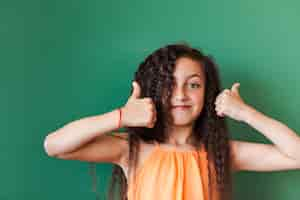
170,57,206,126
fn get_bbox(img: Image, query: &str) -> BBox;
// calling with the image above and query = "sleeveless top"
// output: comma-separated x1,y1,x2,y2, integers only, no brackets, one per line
127,141,210,200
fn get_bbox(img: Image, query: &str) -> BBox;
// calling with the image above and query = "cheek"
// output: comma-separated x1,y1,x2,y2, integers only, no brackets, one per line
191,92,205,104
190,92,205,112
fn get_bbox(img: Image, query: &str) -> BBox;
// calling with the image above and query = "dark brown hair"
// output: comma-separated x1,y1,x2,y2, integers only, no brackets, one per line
94,42,233,200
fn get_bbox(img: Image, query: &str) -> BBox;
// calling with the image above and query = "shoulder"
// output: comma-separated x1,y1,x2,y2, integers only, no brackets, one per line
109,132,156,164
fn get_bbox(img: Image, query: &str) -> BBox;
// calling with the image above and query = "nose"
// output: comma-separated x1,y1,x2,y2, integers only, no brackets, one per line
173,85,188,101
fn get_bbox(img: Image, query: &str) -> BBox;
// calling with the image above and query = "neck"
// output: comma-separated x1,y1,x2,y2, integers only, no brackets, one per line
165,124,194,146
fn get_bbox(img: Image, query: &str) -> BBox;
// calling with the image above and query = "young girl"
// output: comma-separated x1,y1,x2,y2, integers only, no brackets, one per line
44,43,300,200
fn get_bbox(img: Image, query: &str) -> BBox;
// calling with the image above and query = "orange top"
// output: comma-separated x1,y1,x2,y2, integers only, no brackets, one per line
127,142,209,200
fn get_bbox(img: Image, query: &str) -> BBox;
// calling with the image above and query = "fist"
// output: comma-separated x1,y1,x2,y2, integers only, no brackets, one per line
214,82,247,121
121,81,157,128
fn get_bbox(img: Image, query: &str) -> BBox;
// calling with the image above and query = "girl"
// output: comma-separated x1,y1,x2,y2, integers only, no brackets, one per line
44,43,300,200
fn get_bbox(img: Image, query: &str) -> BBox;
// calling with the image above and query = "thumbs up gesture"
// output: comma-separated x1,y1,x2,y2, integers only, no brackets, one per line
214,82,249,122
121,81,157,128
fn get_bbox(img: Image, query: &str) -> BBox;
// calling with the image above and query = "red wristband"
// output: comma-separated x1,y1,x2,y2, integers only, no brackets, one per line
118,108,122,129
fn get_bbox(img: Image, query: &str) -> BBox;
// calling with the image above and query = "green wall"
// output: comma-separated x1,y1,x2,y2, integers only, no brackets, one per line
1,0,300,199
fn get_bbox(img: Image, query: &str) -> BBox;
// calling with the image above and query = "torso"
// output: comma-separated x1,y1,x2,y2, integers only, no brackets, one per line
118,140,202,182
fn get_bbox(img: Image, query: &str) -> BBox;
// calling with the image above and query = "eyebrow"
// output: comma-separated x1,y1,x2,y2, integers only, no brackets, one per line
186,73,202,80
173,73,203,82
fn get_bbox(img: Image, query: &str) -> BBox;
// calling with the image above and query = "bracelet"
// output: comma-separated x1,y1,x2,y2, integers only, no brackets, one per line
117,108,122,129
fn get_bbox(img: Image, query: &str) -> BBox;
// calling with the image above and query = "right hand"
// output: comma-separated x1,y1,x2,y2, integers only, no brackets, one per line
121,81,157,128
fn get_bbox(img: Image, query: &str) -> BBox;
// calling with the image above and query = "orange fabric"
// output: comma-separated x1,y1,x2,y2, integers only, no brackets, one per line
127,142,209,200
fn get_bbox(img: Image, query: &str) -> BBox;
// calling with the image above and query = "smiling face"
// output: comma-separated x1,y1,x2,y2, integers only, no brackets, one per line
170,56,206,126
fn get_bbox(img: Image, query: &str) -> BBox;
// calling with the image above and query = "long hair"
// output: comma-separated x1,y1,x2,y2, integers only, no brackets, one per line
105,43,233,200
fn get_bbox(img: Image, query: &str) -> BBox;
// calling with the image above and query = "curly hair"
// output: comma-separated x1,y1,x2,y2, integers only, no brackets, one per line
101,43,233,200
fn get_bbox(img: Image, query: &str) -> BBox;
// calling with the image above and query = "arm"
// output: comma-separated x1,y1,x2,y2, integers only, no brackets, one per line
43,81,156,165
230,139,300,172
43,108,123,157
55,132,129,165
242,105,300,162
215,83,300,172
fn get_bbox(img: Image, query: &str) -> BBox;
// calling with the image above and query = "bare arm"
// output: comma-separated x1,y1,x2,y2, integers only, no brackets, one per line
43,108,122,157
43,81,156,166
242,105,300,162
231,105,300,172
55,132,129,165
215,83,300,172
230,140,300,172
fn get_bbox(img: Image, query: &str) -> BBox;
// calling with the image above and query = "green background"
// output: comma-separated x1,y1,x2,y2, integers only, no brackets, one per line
1,0,300,199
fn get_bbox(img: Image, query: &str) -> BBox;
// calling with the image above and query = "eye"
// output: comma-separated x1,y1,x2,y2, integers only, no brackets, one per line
189,83,201,89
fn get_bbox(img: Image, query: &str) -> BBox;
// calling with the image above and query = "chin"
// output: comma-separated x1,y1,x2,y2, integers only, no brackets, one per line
172,118,194,126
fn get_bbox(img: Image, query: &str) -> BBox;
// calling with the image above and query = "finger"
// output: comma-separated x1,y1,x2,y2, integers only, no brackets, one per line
151,117,156,126
215,95,222,104
152,108,157,118
217,91,228,101
215,95,224,105
152,110,157,122
148,121,155,128
151,103,157,112
130,81,141,99
224,89,231,94
215,107,219,114
215,100,220,108
217,110,224,117
215,95,223,104
223,91,231,97
154,112,157,121
146,97,154,104
215,102,221,111
219,107,226,117
231,82,240,96
216,104,224,113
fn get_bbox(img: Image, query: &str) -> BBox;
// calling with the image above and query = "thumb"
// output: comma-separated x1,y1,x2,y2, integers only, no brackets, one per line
231,82,240,96
130,81,141,99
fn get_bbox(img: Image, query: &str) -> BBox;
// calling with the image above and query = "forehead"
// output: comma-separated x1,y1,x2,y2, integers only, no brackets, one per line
173,57,204,79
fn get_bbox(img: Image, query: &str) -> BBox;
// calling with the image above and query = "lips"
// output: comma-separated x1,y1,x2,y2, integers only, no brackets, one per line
172,105,191,109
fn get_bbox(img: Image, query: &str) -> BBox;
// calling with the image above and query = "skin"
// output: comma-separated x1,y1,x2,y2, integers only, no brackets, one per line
44,57,300,183
165,56,206,146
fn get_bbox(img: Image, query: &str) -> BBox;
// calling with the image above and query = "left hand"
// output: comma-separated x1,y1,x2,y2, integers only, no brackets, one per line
214,82,248,121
